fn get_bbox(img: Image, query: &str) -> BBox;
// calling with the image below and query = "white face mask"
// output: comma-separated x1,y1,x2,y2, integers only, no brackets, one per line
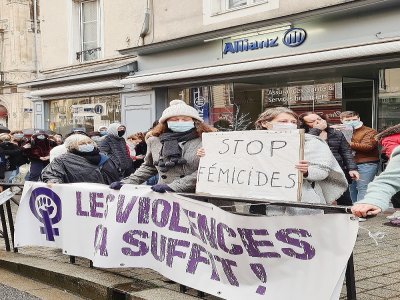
271,123,298,131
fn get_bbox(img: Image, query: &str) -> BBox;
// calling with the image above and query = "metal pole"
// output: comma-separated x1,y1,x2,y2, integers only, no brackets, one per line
0,204,10,251
346,253,357,300
5,201,17,252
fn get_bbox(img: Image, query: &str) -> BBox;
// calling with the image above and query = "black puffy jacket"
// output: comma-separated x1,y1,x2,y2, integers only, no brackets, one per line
99,135,133,178
308,127,357,171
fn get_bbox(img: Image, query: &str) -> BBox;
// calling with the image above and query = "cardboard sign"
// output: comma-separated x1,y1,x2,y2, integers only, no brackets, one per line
196,130,304,201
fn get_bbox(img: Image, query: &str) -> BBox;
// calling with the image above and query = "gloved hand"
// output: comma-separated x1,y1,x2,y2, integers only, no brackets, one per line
151,184,174,193
110,181,124,190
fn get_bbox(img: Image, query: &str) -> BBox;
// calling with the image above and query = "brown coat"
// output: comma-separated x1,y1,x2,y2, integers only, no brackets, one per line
351,125,379,163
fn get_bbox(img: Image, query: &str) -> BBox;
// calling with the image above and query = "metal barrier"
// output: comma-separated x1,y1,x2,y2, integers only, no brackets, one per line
0,185,357,300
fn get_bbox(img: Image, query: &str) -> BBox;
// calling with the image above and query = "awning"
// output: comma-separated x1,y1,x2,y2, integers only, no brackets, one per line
121,40,400,85
26,80,123,98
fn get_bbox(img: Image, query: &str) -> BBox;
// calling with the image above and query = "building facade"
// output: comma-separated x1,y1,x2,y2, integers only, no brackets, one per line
24,0,400,134
0,0,37,130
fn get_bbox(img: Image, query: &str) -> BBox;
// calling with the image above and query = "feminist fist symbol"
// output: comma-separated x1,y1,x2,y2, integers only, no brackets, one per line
29,187,62,241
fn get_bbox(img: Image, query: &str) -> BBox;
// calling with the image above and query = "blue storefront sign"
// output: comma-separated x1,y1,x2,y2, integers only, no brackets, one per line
223,28,307,55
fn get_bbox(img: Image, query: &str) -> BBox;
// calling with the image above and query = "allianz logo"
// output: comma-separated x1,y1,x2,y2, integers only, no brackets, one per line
223,28,307,55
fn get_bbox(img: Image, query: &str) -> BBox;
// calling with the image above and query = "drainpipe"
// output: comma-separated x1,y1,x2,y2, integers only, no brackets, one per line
33,0,39,76
139,0,151,45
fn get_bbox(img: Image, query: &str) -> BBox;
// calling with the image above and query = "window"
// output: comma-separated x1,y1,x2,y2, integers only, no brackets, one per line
78,0,101,62
227,0,267,10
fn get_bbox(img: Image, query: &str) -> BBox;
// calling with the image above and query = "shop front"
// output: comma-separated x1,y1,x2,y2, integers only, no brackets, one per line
121,0,400,132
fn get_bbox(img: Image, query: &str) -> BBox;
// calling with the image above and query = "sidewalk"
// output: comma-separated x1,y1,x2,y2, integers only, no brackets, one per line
1,208,399,299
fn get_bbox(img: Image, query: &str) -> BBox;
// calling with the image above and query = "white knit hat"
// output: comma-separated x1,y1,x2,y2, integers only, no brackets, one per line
159,100,203,124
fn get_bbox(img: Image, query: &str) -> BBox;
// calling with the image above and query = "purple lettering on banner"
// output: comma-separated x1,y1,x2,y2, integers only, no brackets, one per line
186,243,220,281
76,191,89,216
275,228,316,260
94,225,108,256
116,196,138,223
217,223,243,255
166,238,190,268
104,194,115,218
214,255,239,287
121,230,149,256
138,197,151,224
250,263,267,295
151,231,167,262
90,192,104,218
152,199,171,228
169,202,189,234
238,228,281,258
197,214,218,249
183,209,201,240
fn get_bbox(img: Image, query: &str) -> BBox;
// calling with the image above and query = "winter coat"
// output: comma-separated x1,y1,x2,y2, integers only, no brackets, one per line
375,124,400,159
308,127,357,171
0,142,29,170
357,146,400,212
122,136,202,192
133,141,147,169
264,134,348,216
24,135,52,162
99,123,132,177
41,152,120,184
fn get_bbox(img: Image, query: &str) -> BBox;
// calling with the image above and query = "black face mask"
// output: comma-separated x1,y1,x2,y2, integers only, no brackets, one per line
118,130,125,137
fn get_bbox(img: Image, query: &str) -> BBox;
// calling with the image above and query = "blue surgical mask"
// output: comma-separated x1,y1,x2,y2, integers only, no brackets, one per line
343,120,362,128
36,135,46,140
271,123,298,131
13,134,24,139
99,131,107,136
78,144,95,153
167,121,195,133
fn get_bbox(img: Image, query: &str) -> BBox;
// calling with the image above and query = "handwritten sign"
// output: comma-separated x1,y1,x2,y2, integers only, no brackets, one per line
196,130,304,201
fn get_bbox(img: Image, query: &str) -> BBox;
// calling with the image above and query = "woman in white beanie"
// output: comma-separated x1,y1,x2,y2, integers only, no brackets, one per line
110,100,215,193
41,134,119,184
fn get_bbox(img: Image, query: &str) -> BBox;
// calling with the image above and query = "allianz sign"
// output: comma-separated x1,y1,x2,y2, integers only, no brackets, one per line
223,28,307,55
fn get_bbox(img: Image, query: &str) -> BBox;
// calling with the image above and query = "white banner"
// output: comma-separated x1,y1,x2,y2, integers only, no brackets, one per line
15,182,358,300
196,131,303,201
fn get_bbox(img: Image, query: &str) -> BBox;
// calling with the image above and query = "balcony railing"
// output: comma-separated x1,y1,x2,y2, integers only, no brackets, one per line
76,47,101,62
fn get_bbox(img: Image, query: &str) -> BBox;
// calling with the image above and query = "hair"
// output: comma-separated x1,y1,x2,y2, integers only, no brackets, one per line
151,119,216,137
0,133,11,142
340,111,359,119
298,111,329,132
64,134,94,151
10,130,23,135
127,132,145,142
255,107,299,129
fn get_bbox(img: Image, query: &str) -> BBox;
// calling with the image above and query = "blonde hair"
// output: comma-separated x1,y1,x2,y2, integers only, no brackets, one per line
0,133,11,142
255,107,299,129
64,134,94,151
339,111,359,119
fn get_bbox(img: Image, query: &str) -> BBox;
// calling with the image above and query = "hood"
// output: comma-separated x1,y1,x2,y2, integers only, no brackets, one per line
107,122,123,137
375,123,400,141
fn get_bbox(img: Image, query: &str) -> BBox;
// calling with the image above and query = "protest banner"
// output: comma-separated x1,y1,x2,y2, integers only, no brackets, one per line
196,130,304,202
15,182,358,300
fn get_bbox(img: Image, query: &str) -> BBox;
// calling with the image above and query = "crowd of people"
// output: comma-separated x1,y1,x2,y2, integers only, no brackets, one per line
0,99,399,223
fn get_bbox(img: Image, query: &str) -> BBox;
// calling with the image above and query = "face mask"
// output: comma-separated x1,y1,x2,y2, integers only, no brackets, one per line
118,130,125,137
37,135,46,140
271,123,298,131
13,134,24,139
78,144,95,153
343,120,362,128
167,121,195,133
99,131,107,136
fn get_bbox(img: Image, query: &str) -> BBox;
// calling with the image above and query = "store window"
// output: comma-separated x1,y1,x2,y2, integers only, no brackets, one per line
227,0,266,9
378,68,400,131
168,79,343,131
49,95,120,136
